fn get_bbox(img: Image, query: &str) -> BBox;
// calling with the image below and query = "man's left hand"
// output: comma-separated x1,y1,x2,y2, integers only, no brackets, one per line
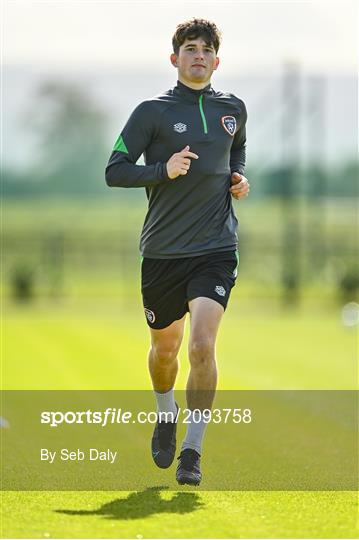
229,172,250,200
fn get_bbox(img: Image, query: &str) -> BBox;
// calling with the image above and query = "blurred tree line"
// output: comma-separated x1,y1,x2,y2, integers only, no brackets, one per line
3,81,110,197
2,79,358,199
3,81,358,305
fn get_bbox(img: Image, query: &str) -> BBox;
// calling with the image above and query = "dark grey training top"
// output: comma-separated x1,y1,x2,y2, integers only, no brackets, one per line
105,80,247,258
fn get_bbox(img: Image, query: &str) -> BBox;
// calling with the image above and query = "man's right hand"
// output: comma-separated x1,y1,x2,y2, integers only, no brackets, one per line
166,145,199,179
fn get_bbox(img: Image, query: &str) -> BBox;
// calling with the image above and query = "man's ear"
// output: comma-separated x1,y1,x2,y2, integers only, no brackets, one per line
213,57,220,70
170,53,178,67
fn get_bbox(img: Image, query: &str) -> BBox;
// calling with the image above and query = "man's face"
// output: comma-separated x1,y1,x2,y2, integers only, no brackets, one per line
171,37,219,85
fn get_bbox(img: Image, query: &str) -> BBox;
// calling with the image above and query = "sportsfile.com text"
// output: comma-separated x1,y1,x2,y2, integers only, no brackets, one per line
40,408,253,427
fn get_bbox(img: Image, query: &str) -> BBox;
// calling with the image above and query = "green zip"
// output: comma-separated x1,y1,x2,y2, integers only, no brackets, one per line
198,94,208,134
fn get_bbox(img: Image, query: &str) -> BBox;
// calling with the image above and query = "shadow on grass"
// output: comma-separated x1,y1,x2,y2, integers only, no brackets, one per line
55,485,204,520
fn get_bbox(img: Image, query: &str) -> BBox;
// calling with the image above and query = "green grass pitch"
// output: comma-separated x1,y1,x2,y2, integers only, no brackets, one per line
2,298,358,538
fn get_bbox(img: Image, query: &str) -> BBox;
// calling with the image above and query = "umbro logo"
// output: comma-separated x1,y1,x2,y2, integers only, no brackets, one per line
215,285,226,297
173,122,187,133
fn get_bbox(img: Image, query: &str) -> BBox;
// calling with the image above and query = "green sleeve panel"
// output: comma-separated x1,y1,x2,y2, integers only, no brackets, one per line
105,101,170,188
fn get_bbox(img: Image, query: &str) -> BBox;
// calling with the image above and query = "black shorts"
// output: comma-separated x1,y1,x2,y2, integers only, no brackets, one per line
141,250,239,329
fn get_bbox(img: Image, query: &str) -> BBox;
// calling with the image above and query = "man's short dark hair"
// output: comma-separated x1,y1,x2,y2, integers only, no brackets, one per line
172,18,221,54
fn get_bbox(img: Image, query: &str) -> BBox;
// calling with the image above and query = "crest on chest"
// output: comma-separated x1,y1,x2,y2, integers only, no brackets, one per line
221,116,236,136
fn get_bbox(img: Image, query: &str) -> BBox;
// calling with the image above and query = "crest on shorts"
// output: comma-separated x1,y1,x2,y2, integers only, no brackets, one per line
144,308,156,323
215,285,226,297
221,116,236,136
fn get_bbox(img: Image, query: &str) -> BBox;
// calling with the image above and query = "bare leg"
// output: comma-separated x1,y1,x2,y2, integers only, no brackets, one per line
148,314,186,392
187,297,224,410
149,315,187,469
178,297,225,456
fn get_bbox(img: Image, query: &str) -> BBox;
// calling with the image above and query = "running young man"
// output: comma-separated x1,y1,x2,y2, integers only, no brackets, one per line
105,19,249,486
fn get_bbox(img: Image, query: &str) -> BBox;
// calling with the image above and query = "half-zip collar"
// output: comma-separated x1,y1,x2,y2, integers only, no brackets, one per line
174,80,213,103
